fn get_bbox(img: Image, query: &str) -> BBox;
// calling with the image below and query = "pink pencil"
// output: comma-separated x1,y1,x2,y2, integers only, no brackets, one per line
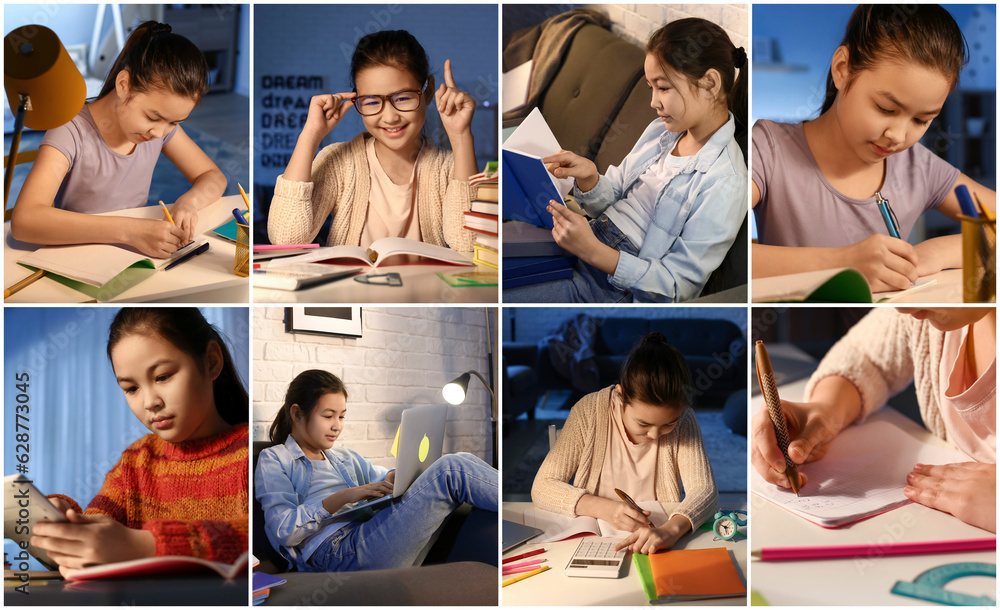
752,538,996,561
503,558,546,570
503,563,547,575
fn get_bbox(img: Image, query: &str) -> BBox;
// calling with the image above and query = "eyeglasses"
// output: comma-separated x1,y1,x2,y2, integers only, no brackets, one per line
352,88,424,116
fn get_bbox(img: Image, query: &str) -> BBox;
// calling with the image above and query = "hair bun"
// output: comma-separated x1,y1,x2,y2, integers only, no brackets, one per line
145,22,172,36
642,331,669,346
732,46,747,68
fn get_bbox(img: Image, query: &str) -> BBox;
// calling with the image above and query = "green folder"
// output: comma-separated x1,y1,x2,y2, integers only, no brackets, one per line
633,554,656,603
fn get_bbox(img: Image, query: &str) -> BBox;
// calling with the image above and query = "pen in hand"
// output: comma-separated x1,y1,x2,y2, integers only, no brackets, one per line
754,340,802,496
615,488,654,528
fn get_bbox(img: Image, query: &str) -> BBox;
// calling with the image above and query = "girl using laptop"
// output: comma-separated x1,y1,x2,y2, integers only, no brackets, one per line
532,333,719,554
255,370,499,571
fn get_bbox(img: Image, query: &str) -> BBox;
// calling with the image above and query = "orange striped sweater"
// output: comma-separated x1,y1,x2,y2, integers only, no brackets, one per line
54,422,248,563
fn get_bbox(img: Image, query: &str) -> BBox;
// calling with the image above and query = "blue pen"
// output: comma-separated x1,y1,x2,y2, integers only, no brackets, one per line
875,191,901,239
232,208,248,225
954,185,980,218
165,242,210,270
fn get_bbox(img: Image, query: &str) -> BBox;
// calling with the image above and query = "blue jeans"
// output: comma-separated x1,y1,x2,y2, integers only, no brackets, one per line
305,453,498,571
503,215,637,303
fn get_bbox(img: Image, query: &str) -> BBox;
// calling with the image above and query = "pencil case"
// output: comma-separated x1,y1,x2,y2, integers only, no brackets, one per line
959,214,995,303
234,220,250,277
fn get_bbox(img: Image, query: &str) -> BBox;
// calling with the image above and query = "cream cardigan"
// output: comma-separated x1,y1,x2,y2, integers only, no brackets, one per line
268,133,475,251
531,386,719,530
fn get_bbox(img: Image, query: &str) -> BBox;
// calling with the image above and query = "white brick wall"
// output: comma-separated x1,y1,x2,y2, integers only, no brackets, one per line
586,3,748,51
253,307,497,468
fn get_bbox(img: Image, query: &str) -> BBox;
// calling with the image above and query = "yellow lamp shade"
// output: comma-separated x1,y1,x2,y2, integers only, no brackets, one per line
4,24,86,130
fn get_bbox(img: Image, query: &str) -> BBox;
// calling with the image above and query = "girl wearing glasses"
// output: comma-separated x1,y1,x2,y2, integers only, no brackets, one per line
268,30,478,250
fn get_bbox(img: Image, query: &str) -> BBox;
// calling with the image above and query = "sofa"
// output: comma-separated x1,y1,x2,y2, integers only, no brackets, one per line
251,441,497,605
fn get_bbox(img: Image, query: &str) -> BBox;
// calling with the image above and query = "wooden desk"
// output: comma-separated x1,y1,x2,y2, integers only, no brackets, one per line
253,257,498,304
501,499,747,606
4,574,247,605
751,378,996,606
4,196,249,303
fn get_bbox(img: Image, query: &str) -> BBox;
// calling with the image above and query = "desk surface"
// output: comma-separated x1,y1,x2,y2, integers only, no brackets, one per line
501,499,747,606
5,196,249,303
253,258,498,304
751,378,996,606
4,574,247,606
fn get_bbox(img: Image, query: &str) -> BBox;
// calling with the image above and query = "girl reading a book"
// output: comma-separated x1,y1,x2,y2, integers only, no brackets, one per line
267,30,477,251
11,22,227,257
533,333,719,554
752,307,996,532
255,370,498,571
31,308,249,576
505,18,747,303
752,5,996,291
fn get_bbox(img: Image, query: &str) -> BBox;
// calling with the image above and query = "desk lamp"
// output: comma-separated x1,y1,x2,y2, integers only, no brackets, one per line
443,370,497,466
4,24,86,207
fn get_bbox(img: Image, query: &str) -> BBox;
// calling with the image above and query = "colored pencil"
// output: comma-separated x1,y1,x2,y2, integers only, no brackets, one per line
159,200,176,225
503,548,545,564
752,538,996,561
502,565,549,587
503,558,546,570
4,269,45,299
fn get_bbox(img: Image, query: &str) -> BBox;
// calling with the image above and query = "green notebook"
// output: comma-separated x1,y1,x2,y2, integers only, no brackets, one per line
753,267,937,303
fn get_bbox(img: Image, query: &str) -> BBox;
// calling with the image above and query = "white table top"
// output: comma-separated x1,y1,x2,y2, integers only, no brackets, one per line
751,378,996,606
252,257,498,304
502,500,748,606
5,195,249,303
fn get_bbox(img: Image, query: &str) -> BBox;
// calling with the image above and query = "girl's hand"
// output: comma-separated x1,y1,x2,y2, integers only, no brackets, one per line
603,498,651,532
48,497,72,516
385,470,396,487
542,150,599,193
905,462,996,533
126,217,188,258
435,59,475,138
169,198,200,244
615,525,676,554
549,202,599,257
838,234,918,291
31,509,156,576
302,93,357,143
344,480,394,504
751,398,849,489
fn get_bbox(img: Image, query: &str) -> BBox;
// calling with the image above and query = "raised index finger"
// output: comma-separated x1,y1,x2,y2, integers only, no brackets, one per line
444,59,456,88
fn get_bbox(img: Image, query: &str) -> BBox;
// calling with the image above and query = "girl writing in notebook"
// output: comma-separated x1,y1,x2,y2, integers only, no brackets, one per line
505,18,747,303
752,307,996,532
255,370,498,571
533,333,719,554
268,30,477,251
752,4,996,291
31,308,249,576
11,21,225,257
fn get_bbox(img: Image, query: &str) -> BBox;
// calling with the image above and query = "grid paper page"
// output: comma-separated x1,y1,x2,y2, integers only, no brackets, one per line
752,420,970,527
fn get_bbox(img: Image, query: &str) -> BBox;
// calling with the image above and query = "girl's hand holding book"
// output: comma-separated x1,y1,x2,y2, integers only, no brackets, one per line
837,234,919,292
30,508,156,577
435,59,475,138
904,462,996,533
542,150,598,194
302,93,358,144
126,217,188,258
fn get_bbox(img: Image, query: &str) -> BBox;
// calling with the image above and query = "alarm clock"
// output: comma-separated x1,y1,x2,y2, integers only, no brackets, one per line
712,509,748,541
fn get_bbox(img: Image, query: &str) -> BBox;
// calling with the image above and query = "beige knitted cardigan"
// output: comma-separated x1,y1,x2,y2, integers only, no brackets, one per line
804,307,974,446
267,133,475,251
531,386,719,530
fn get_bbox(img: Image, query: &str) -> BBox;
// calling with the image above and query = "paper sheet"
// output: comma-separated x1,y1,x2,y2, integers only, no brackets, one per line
752,420,970,527
523,501,669,542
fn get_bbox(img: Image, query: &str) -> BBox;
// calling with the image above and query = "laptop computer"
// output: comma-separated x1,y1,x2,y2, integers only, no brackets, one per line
332,403,448,519
502,519,543,553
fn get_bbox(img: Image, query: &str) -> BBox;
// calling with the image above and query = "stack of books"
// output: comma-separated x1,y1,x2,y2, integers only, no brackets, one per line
252,554,287,605
466,162,499,269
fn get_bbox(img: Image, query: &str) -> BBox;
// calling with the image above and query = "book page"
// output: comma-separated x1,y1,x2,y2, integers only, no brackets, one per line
752,420,970,527
503,108,574,196
873,277,937,302
522,506,601,542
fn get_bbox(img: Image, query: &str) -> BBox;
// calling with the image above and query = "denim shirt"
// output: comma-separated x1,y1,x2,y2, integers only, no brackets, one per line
573,113,747,302
254,436,389,571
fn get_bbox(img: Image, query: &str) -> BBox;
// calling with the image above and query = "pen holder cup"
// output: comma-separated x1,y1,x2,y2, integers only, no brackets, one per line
960,214,996,303
234,221,250,277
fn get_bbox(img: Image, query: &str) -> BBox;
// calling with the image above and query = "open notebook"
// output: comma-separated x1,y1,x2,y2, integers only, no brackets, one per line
752,420,970,528
522,501,669,542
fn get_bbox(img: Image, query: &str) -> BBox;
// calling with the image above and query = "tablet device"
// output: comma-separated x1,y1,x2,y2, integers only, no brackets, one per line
4,474,67,569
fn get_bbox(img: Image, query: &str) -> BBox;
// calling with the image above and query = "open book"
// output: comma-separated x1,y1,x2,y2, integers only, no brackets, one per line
752,268,937,303
751,420,970,528
502,108,573,229
66,551,250,581
522,502,669,542
267,237,472,269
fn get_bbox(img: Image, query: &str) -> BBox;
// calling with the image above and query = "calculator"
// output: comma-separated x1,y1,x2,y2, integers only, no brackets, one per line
564,537,627,578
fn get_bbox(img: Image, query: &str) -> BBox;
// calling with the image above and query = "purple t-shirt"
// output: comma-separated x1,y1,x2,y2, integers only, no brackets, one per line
752,119,960,247
40,105,177,213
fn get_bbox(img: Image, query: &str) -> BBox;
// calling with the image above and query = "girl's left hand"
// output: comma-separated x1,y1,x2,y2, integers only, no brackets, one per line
169,197,200,244
31,509,156,577
904,462,996,533
549,202,599,258
615,525,679,555
435,59,476,137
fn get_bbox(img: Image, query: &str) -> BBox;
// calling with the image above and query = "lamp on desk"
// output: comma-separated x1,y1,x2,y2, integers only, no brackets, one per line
4,25,86,208
443,370,497,468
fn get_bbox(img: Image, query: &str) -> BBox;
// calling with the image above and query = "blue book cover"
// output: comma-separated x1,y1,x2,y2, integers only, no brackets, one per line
501,148,565,229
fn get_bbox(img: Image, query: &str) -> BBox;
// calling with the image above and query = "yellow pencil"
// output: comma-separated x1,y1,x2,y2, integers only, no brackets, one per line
4,269,45,299
159,200,176,226
501,565,549,587
238,183,250,209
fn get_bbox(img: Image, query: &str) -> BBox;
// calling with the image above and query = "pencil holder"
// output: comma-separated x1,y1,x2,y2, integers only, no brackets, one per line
234,221,250,277
959,214,995,303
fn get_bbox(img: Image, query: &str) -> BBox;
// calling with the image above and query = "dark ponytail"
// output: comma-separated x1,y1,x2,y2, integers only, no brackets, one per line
819,5,967,115
619,332,691,409
97,21,209,102
269,370,348,444
107,308,247,426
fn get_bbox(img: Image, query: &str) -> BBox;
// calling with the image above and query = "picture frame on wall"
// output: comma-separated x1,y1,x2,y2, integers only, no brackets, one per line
285,307,362,337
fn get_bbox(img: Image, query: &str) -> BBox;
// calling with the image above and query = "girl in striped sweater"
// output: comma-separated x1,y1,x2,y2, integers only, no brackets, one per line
31,308,249,577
